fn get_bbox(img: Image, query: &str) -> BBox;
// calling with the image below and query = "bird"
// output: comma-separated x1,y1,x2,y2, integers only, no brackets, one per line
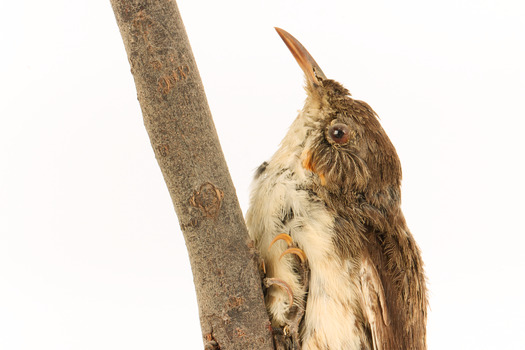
245,28,428,350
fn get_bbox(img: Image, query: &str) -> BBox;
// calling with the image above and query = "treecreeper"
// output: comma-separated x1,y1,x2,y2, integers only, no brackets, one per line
246,28,428,350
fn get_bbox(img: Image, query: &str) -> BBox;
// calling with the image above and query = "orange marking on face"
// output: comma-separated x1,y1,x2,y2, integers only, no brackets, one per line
302,151,327,186
318,173,326,186
302,151,315,172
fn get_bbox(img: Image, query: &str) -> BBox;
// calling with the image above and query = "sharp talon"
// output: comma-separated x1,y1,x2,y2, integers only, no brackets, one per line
279,247,307,263
262,260,266,275
265,277,294,307
268,233,294,251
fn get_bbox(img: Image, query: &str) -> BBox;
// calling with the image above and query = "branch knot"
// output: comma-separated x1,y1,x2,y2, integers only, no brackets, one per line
189,182,224,219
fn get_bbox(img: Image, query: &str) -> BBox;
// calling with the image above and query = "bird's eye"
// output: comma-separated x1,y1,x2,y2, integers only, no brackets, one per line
328,123,351,144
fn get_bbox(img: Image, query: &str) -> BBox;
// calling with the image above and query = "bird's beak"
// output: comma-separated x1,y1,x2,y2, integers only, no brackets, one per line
275,27,327,86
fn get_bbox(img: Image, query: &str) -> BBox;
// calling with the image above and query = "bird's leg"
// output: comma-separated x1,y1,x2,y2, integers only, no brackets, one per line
266,233,310,349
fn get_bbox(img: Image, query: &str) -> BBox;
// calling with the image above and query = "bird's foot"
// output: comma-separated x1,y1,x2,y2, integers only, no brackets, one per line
268,234,309,294
266,233,310,349
269,233,307,265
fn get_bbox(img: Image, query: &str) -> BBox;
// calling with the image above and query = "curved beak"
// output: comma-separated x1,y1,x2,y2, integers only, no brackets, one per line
275,27,327,86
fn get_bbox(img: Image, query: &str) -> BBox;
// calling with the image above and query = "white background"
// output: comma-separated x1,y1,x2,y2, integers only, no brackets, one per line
1,1,524,349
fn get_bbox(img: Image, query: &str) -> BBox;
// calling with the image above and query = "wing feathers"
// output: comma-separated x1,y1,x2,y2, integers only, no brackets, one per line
360,256,390,350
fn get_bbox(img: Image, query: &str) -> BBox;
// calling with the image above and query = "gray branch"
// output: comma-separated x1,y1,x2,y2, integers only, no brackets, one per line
110,1,274,348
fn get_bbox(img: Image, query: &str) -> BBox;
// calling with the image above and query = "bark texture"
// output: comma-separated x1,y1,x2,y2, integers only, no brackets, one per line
110,1,274,349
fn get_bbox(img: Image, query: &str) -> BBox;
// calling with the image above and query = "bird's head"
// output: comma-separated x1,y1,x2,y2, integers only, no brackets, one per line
276,28,402,203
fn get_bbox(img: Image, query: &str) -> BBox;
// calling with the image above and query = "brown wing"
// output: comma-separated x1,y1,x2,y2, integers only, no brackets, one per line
359,256,393,350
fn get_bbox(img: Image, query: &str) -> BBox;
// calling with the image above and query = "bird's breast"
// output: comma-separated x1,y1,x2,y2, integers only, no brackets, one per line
246,162,363,349
246,163,335,269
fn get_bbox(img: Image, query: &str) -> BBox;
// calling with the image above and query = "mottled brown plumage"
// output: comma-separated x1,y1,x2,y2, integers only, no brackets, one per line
246,28,427,349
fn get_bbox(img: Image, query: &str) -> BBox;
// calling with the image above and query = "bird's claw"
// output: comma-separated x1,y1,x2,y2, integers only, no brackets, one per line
267,233,309,350
264,277,294,307
269,233,294,248
280,247,306,263
267,232,310,310
269,233,307,263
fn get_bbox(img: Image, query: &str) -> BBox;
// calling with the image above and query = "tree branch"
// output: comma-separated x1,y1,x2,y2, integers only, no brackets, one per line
110,1,274,348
